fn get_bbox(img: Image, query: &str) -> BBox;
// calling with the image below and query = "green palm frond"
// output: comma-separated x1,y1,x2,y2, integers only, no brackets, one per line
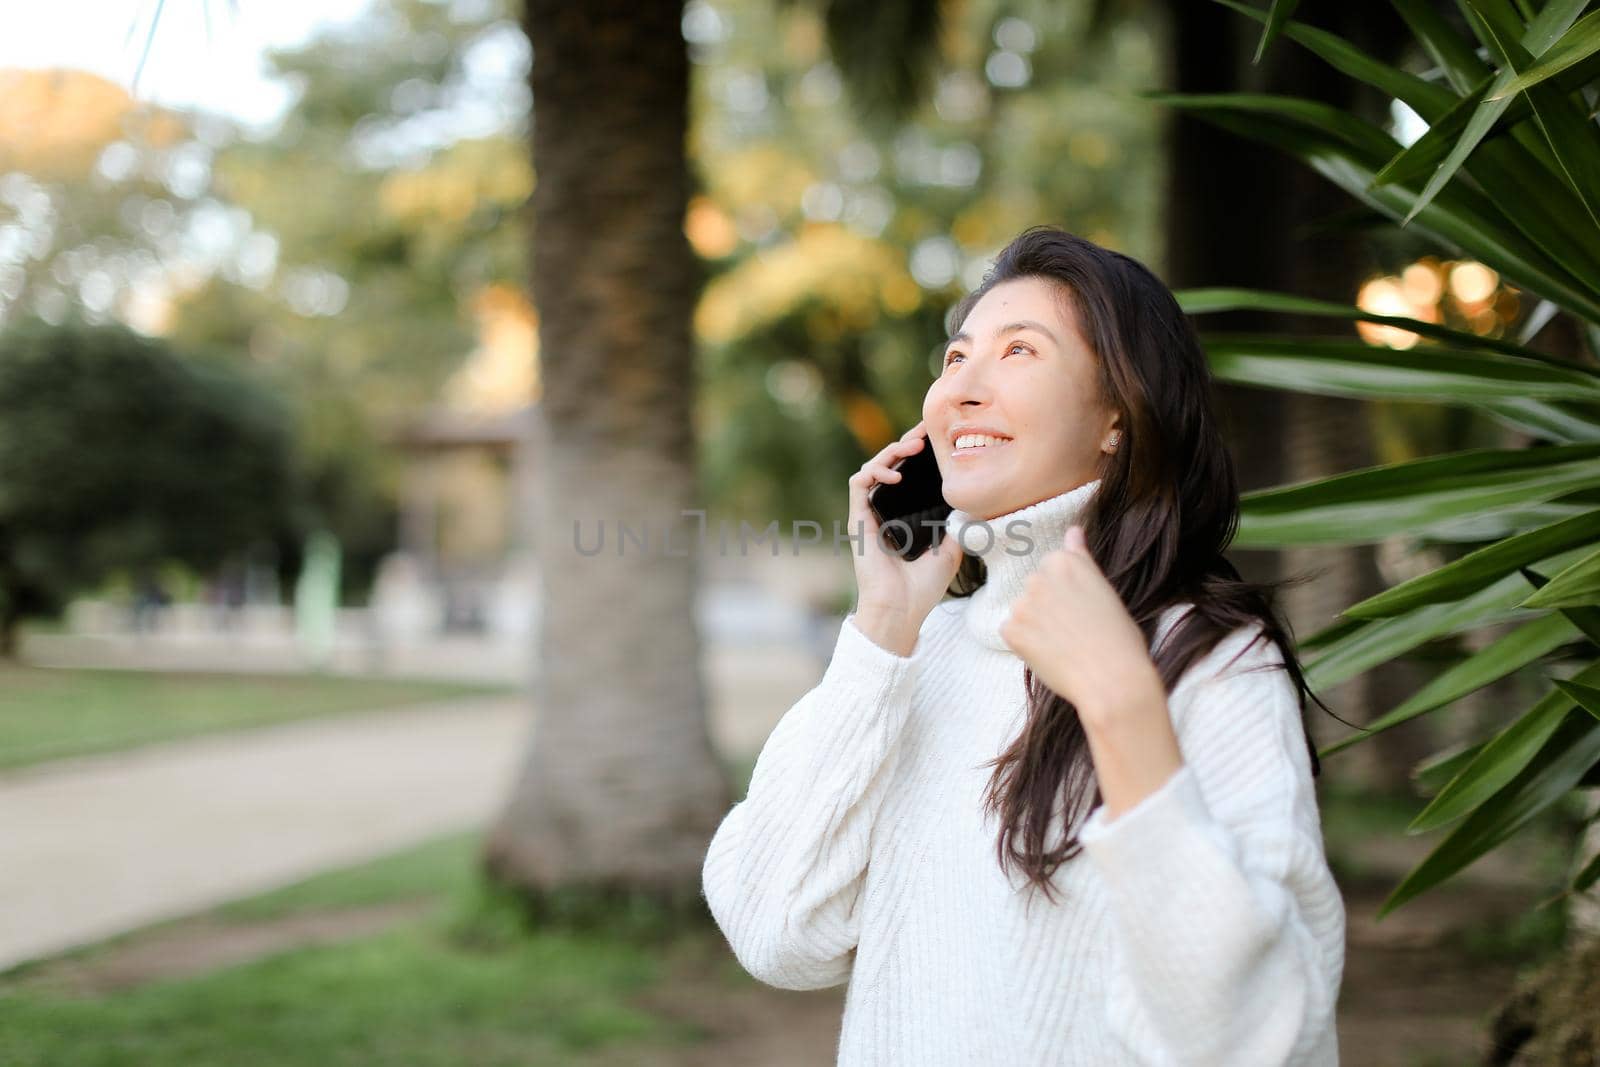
1168,0,1600,914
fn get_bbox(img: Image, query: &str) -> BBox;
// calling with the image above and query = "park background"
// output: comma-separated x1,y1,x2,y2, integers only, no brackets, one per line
2,0,1599,1063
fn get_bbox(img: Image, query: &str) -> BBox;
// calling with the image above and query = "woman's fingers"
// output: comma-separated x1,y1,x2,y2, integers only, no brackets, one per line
847,466,879,529
850,426,930,537
856,437,920,489
876,429,924,463
861,438,919,480
893,429,926,454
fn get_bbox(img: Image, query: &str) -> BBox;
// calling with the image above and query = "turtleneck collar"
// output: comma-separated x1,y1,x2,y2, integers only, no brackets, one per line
945,478,1102,652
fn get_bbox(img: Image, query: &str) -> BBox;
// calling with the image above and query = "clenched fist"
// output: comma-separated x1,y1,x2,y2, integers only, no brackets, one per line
998,525,1161,724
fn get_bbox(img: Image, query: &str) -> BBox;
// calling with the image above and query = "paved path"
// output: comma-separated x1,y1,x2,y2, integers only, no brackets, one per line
0,697,529,971
0,644,820,972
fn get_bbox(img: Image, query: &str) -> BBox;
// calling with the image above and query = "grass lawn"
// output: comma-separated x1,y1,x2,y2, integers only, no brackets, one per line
0,664,514,771
0,831,733,1067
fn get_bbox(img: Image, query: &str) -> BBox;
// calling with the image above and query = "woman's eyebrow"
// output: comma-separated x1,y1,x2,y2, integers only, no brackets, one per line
946,320,1060,348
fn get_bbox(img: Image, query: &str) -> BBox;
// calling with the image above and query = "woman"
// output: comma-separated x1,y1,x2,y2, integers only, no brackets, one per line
701,226,1346,1065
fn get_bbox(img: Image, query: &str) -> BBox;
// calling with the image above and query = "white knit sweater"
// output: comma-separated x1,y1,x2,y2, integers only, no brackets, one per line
702,478,1346,1065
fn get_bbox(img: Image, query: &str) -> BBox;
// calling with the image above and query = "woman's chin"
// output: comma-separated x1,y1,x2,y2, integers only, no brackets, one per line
943,484,1009,519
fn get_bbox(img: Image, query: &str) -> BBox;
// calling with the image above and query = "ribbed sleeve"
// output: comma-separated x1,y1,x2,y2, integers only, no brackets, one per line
701,612,920,991
1076,632,1345,1066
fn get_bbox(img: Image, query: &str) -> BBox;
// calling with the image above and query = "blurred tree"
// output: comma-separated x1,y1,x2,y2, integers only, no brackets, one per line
0,318,298,654
481,0,728,915
0,7,530,601
167,0,533,598
0,69,198,329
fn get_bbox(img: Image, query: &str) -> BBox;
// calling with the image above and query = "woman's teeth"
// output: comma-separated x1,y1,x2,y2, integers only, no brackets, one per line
954,434,1011,452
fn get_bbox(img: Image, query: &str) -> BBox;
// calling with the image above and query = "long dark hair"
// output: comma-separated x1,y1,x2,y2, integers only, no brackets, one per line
947,225,1344,907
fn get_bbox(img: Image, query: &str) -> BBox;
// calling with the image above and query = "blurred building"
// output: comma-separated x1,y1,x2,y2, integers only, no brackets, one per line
376,283,542,642
384,402,541,640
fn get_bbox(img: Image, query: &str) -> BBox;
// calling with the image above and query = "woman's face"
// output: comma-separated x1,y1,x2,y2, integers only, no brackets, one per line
922,275,1119,521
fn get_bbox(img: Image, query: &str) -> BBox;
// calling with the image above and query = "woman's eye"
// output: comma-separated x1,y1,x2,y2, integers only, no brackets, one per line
944,342,1029,368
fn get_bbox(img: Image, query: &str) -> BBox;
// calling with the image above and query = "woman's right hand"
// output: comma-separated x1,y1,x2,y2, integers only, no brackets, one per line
846,420,965,656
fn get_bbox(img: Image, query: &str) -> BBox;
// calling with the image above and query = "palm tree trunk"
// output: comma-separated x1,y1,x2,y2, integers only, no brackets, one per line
484,0,732,912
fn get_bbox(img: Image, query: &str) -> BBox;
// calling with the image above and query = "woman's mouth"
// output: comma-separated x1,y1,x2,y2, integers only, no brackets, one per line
952,433,1013,457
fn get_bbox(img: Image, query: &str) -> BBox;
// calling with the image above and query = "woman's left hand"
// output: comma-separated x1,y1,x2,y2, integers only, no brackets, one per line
998,525,1161,725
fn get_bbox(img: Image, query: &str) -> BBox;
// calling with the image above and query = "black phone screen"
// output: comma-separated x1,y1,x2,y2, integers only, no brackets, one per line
866,434,951,560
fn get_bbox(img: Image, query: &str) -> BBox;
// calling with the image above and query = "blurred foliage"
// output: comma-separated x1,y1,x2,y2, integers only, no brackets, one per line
168,0,532,596
0,0,1162,598
0,71,204,329
176,0,529,414
0,318,295,648
689,0,1164,531
0,2,534,601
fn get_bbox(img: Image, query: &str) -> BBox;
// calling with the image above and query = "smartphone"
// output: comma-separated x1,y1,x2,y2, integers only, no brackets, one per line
867,433,951,561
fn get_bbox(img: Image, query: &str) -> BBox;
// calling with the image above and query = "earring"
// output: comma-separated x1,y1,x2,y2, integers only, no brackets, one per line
1107,430,1121,450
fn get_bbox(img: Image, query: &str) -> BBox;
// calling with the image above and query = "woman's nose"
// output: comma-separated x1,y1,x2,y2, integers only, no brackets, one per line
946,356,996,405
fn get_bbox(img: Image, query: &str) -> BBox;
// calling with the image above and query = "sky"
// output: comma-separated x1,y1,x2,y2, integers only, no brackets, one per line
0,0,378,132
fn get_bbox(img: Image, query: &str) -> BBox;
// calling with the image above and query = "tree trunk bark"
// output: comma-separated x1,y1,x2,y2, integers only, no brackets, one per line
484,0,732,917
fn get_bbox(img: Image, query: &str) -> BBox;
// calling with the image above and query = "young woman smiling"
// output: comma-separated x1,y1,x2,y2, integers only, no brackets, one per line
702,226,1346,1066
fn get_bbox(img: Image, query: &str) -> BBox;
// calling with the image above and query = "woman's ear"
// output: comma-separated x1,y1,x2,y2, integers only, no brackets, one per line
1101,416,1122,454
